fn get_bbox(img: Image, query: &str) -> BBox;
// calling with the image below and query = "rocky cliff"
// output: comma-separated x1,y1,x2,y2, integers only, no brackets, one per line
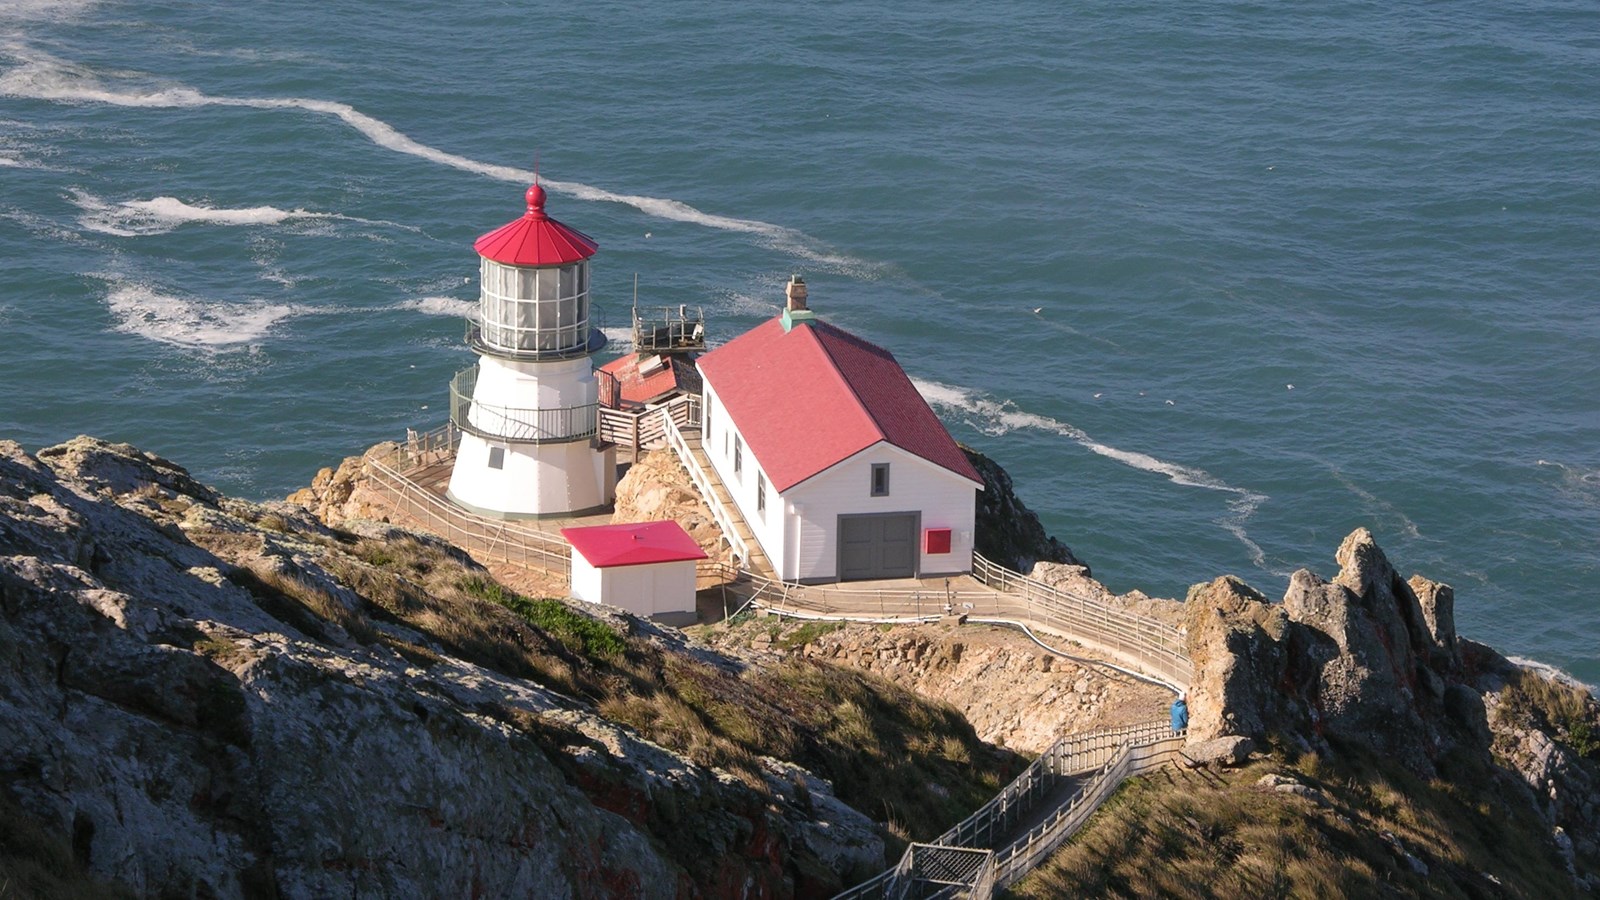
0,437,910,897
611,450,732,565
961,445,1084,573
1183,528,1600,886
700,619,1170,755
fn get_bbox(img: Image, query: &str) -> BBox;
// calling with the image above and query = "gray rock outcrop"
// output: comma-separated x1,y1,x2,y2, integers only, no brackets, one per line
1182,575,1295,747
1181,527,1600,884
611,449,731,564
1184,530,1464,774
1,437,881,897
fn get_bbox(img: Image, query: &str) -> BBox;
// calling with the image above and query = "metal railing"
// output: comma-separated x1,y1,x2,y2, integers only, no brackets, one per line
890,844,996,900
971,555,1192,688
992,729,1185,889
448,367,599,444
718,556,1190,690
835,721,1185,900
632,305,706,353
398,422,462,468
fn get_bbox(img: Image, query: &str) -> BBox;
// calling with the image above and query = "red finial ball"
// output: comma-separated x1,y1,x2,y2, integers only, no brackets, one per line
525,183,547,216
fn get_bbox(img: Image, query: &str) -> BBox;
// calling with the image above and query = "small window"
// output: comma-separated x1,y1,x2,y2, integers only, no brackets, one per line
756,472,766,518
871,463,890,497
487,446,506,469
733,435,743,478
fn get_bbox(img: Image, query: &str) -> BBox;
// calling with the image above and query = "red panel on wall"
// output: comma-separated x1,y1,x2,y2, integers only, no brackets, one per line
923,528,952,554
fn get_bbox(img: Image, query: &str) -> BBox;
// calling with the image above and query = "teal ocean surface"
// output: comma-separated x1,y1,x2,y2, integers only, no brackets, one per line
2,1,1596,682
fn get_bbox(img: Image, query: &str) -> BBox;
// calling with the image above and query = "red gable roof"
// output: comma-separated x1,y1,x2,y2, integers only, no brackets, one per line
561,521,709,568
696,318,983,493
474,184,598,267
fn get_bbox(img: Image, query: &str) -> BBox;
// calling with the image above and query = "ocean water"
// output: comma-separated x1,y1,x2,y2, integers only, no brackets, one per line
1,0,1596,683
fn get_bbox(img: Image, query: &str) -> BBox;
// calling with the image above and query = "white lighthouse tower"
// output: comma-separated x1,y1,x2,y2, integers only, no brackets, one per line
445,184,616,518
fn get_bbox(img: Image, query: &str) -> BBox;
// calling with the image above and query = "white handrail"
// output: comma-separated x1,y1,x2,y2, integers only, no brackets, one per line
661,399,754,565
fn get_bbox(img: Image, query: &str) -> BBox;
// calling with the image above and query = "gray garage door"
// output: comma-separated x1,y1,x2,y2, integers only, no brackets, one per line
838,513,918,581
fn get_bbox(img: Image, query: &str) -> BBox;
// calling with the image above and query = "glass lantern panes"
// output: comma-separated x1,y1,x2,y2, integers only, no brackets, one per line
478,258,591,354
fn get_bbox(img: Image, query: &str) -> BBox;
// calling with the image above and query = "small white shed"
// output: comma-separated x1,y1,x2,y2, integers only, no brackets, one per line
561,521,708,622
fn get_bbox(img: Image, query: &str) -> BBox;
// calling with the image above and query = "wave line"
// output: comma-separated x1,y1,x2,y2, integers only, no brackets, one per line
912,377,1273,569
68,189,419,236
0,46,876,273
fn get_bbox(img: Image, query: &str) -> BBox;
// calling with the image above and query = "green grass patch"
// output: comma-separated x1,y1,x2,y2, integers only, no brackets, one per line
458,576,625,660
1499,669,1600,760
776,620,843,650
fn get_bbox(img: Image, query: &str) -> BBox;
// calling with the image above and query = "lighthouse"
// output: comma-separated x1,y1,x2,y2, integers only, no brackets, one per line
445,184,616,518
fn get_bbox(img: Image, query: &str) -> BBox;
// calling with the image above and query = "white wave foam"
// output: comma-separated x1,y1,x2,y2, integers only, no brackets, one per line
718,289,782,318
1507,656,1596,697
602,326,633,346
104,280,298,349
68,189,415,236
913,377,1273,567
2,48,875,273
401,296,475,318
1538,459,1600,490
0,0,99,24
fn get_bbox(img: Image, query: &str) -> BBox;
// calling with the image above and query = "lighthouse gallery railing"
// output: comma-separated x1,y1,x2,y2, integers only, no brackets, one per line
448,366,599,444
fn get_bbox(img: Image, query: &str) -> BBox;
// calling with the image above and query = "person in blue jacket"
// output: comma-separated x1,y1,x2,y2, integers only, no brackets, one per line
1170,692,1189,733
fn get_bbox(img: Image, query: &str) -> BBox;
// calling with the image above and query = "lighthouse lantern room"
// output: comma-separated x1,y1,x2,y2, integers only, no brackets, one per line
445,184,616,518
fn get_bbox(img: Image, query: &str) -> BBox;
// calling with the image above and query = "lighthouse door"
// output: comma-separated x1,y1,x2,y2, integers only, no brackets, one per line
837,513,919,581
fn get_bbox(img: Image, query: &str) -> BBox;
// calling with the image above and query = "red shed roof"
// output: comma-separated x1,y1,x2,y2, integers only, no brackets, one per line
474,184,598,267
696,318,983,493
561,520,709,568
598,353,702,407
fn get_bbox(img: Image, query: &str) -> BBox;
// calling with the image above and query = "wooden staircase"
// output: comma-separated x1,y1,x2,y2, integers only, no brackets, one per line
666,427,776,579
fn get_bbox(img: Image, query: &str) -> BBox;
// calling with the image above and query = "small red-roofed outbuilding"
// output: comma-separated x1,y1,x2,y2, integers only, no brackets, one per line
562,521,707,621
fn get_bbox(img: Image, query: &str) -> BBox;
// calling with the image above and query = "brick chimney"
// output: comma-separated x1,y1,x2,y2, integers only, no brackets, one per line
781,274,816,332
785,274,808,312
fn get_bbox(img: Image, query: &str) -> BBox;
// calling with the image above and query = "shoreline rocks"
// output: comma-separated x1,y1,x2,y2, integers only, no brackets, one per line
1182,527,1599,886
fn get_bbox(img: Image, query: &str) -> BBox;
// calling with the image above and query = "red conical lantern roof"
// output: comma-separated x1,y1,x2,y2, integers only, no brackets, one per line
473,184,598,266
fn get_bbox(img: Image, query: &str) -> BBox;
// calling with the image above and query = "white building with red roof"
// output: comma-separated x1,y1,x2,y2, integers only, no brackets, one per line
695,277,984,583
562,521,707,623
